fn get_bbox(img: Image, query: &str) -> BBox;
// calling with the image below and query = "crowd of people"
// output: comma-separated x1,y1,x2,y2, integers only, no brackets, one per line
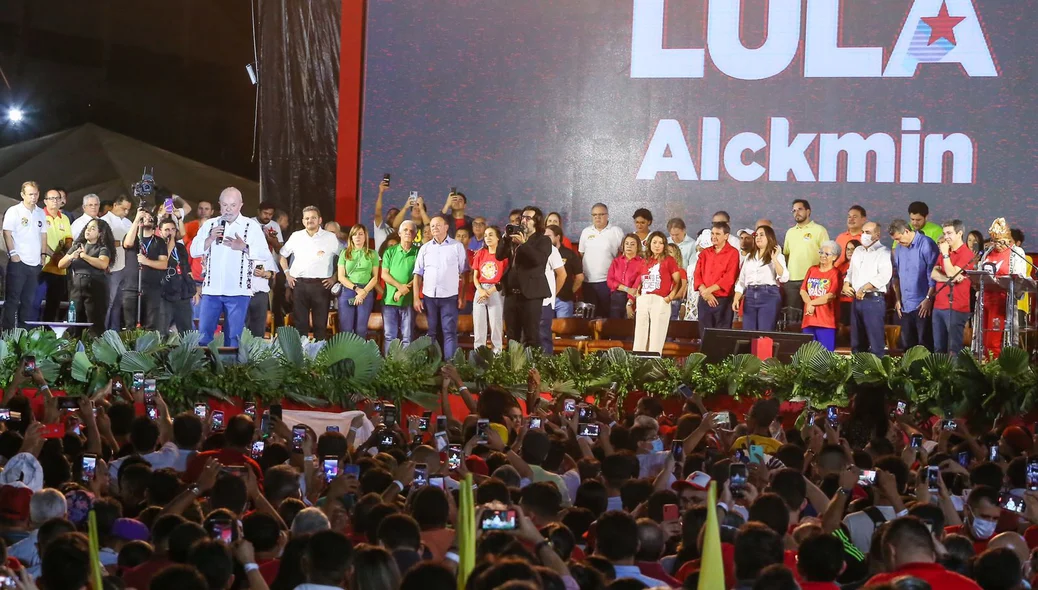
3,352,1038,590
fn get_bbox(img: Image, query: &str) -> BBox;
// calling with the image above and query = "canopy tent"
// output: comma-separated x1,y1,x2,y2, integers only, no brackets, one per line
0,123,259,211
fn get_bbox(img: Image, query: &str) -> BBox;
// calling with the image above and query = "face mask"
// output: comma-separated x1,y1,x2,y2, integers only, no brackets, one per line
969,514,997,540
651,437,664,453
860,233,874,247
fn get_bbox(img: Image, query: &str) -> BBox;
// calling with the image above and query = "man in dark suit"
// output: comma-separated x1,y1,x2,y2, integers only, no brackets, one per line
498,206,553,350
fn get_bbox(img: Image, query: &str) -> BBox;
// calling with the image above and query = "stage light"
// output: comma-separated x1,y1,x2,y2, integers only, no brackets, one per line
7,108,23,124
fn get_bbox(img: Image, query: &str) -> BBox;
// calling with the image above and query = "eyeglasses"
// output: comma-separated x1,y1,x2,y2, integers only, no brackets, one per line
818,251,835,256
521,215,534,221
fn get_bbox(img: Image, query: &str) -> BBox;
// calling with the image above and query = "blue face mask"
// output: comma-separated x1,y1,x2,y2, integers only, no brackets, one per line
651,437,664,453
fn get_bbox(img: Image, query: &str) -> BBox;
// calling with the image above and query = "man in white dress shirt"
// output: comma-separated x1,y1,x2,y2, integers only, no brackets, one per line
101,195,134,330
843,221,892,357
2,181,49,329
190,187,269,347
279,206,341,340
579,202,625,318
70,194,101,239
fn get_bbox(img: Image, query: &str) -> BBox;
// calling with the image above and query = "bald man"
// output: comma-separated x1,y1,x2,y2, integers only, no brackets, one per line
988,532,1030,572
189,188,269,346
755,219,772,229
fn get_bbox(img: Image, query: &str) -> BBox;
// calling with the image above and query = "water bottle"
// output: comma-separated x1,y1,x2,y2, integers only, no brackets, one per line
67,301,76,323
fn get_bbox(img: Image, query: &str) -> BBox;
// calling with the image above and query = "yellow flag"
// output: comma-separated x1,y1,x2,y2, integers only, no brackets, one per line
698,481,725,590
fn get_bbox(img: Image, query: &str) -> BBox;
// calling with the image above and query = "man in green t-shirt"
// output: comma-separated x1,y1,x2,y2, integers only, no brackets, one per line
380,220,419,353
908,201,944,244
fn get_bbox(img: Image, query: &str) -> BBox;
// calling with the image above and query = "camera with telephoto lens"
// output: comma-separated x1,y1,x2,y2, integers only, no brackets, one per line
505,224,523,237
132,167,156,200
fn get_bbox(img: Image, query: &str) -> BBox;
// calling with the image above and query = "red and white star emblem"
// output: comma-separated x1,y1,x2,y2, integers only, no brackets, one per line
922,1,966,46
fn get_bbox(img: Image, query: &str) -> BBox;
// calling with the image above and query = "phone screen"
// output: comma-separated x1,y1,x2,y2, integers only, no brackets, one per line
476,419,489,441
144,379,157,396
323,458,339,482
826,405,838,425
957,451,969,468
132,372,144,390
81,455,97,481
578,406,595,424
563,399,576,415
910,434,923,448
671,440,683,461
579,423,600,439
250,441,265,459
413,464,428,487
858,469,877,486
729,465,747,494
1027,459,1038,491
244,402,256,418
419,412,431,431
927,466,940,490
22,356,36,376
479,509,517,531
434,431,448,452
989,446,1000,461
208,520,235,544
894,401,906,415
1001,494,1026,514
437,415,447,432
326,426,339,433
194,404,207,418
448,445,463,470
292,427,306,452
677,384,694,399
528,417,542,429
211,411,225,431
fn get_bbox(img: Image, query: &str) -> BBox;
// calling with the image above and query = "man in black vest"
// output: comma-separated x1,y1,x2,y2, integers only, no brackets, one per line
498,206,552,350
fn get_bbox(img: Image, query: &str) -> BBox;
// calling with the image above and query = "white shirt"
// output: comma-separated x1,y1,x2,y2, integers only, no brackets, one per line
543,246,566,308
280,228,341,279
579,224,625,282
847,241,893,293
2,203,47,266
190,215,270,297
108,442,181,493
636,451,670,478
843,504,899,553
373,219,392,252
735,252,789,293
252,247,279,294
70,214,97,240
101,211,132,272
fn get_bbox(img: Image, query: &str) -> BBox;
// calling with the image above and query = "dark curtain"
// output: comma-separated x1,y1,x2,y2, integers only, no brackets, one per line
258,0,341,227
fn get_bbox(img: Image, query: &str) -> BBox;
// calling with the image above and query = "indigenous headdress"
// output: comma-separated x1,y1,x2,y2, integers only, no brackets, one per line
988,218,1012,245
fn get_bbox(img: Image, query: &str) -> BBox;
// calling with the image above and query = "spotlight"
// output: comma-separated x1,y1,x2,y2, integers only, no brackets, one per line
7,108,23,124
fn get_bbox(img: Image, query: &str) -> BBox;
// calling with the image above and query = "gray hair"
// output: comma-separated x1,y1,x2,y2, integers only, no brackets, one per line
31,488,68,525
82,194,100,205
887,219,911,236
399,220,417,233
290,506,330,535
820,240,841,258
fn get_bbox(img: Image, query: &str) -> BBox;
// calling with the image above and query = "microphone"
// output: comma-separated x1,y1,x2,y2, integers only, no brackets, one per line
217,219,227,245
980,242,997,265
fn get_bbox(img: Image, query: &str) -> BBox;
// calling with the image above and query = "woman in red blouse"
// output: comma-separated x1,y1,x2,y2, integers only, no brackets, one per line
607,233,645,319
633,232,681,353
471,226,507,352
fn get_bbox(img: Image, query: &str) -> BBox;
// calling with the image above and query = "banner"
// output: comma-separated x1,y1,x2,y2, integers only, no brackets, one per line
358,0,1037,241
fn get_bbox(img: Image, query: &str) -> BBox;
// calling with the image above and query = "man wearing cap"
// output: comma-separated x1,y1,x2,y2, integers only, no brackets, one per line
0,484,33,546
7,488,66,573
673,471,712,509
737,228,754,263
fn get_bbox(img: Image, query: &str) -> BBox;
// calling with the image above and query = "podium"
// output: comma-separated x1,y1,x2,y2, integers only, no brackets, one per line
966,270,1038,358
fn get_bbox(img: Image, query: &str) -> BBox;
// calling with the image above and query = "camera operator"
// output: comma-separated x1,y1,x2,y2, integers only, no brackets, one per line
123,208,168,331
497,206,553,350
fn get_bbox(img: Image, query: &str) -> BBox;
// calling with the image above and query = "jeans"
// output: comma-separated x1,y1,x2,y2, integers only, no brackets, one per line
3,262,41,330
851,294,886,357
899,308,933,351
741,285,782,332
803,327,836,351
383,304,414,354
473,289,504,352
609,290,631,319
697,295,733,339
425,296,459,358
338,287,375,338
246,291,269,338
554,299,574,318
292,278,332,340
634,294,671,353
670,300,682,321
582,282,611,318
933,308,970,354
540,305,555,354
105,267,128,330
199,294,250,347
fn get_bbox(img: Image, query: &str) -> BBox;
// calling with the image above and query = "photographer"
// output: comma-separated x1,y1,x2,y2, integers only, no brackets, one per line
497,206,553,350
57,218,114,337
122,208,168,331
157,217,196,334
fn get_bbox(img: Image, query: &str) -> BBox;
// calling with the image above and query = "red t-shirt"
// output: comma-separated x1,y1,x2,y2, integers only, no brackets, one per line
801,265,840,329
943,525,990,554
183,219,204,281
635,256,679,297
257,557,281,585
933,244,975,313
182,448,264,485
865,562,981,590
122,557,173,590
472,248,507,285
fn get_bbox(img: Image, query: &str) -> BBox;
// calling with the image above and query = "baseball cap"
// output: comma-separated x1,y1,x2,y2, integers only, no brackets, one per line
112,518,151,542
0,485,32,521
737,228,754,237
672,471,712,492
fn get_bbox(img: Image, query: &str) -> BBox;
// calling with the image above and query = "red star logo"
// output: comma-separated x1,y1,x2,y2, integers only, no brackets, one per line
921,1,966,46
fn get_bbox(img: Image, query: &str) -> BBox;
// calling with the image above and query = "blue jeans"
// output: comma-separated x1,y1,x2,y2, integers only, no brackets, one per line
803,327,836,351
199,294,250,347
741,285,781,332
582,282,611,318
383,304,414,354
697,295,733,339
899,308,933,351
554,299,574,318
425,297,458,358
337,287,375,338
851,294,886,357
670,300,682,320
609,291,630,319
3,262,41,330
933,308,970,354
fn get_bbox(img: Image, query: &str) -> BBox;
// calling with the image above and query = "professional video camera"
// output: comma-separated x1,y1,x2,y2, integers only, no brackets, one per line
132,167,156,201
505,223,523,237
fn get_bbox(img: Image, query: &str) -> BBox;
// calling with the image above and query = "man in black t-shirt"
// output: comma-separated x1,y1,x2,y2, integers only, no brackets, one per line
546,225,584,318
122,208,168,331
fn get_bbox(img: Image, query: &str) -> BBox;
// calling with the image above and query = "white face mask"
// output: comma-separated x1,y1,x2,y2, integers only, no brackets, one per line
969,514,997,540
860,233,874,247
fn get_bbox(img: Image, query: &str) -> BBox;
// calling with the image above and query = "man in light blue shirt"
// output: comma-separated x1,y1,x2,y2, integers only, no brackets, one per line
414,215,468,357
889,219,938,351
667,217,696,267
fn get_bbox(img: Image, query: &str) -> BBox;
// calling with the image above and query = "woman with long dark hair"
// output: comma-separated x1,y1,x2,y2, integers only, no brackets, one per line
58,218,114,337
471,226,507,352
632,231,681,353
732,225,788,331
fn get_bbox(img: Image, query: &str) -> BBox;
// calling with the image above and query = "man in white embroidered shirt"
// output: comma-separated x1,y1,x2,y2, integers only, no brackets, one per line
279,206,341,341
190,187,269,347
2,181,49,330
842,221,893,357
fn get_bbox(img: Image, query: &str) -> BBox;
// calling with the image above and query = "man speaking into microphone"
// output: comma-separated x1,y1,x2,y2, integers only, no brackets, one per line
189,187,268,347
497,206,553,351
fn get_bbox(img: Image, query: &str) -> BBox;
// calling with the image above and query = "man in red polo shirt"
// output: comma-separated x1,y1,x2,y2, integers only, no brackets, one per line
693,221,740,339
866,516,981,589
183,414,264,484
943,485,1001,555
932,219,976,354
